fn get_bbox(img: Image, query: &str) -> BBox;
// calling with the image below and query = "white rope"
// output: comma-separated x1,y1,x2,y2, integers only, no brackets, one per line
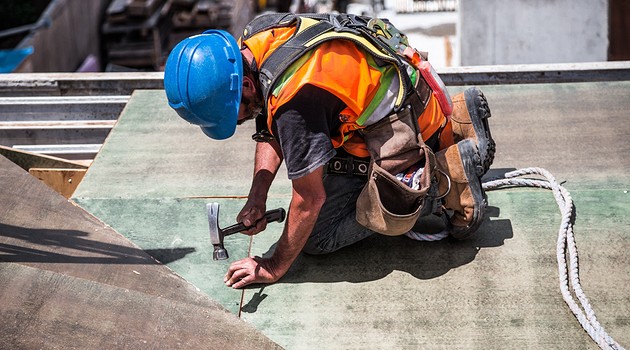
404,166,625,349
482,167,625,350
405,229,449,241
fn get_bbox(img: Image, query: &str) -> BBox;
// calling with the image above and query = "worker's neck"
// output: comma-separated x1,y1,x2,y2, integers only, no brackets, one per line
241,47,255,67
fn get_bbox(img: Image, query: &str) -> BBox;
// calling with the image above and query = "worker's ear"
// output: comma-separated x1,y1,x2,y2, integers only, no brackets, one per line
242,75,256,96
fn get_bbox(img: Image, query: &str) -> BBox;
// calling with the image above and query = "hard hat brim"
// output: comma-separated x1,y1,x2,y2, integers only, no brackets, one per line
200,124,235,140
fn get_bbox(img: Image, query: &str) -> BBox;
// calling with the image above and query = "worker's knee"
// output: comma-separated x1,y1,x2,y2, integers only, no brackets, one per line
302,237,336,255
303,218,374,256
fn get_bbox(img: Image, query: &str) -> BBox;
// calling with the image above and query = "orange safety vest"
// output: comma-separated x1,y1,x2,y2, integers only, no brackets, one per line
241,14,452,157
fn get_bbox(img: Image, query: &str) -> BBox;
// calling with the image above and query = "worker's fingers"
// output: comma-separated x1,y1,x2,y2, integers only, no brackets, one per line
254,218,268,232
225,258,250,277
225,268,249,288
224,257,258,287
241,206,264,227
242,217,263,235
239,206,267,235
241,218,267,236
231,275,253,289
237,208,250,225
224,257,280,289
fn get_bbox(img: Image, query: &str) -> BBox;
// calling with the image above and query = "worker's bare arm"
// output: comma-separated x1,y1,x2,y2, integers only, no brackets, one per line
238,140,283,234
225,166,326,288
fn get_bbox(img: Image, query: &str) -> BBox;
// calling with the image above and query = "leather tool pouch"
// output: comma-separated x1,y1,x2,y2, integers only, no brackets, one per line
356,143,435,235
356,104,436,236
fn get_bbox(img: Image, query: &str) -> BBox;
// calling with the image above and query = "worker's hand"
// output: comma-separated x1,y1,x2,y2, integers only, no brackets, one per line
224,256,283,289
237,201,267,236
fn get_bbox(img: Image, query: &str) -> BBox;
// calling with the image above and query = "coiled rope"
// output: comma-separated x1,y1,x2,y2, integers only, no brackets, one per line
407,167,625,350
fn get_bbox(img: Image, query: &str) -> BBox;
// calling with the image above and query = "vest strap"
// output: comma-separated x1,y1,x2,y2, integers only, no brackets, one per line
245,12,433,125
259,19,335,99
243,13,297,40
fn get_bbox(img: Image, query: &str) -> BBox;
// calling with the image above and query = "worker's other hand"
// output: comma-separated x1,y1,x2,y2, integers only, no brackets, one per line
237,201,267,235
224,256,282,289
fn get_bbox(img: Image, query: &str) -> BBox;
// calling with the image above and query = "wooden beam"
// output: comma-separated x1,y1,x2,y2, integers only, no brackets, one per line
28,168,87,199
0,145,87,171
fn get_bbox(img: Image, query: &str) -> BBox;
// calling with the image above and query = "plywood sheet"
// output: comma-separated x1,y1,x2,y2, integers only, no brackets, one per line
471,82,630,187
71,196,289,314
72,90,290,199
243,188,630,349
0,263,281,350
72,83,630,349
29,168,86,198
0,145,87,170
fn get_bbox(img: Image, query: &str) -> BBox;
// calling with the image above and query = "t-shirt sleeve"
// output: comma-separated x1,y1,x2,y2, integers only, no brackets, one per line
272,84,345,180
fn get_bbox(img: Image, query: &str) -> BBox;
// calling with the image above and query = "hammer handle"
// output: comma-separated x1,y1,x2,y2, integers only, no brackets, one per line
222,208,286,237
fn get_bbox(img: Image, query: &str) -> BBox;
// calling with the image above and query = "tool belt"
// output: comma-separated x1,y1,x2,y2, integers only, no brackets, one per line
326,156,370,177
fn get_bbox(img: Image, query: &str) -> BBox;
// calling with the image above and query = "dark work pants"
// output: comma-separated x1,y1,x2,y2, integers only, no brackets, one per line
302,131,442,255
302,171,375,255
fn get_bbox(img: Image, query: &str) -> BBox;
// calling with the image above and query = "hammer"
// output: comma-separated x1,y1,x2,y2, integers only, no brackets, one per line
206,202,286,260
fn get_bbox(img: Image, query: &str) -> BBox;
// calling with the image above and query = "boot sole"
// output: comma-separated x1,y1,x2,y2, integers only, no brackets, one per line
450,139,487,240
464,87,496,175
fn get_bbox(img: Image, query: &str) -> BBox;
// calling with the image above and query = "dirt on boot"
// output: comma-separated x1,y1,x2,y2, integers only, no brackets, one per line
450,87,496,175
435,139,487,239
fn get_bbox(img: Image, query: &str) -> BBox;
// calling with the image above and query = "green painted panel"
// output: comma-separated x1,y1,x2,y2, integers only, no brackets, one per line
74,196,291,314
241,188,630,349
73,197,242,313
73,90,291,199
450,81,630,188
71,83,630,349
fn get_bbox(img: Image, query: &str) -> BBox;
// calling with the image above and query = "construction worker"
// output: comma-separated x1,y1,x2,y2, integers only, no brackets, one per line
164,13,495,289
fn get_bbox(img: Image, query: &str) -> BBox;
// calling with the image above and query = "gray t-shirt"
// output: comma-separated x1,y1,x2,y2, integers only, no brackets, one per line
271,84,346,179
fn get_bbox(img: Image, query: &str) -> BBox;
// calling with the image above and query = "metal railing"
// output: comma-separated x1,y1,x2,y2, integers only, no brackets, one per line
0,95,129,162
0,73,163,163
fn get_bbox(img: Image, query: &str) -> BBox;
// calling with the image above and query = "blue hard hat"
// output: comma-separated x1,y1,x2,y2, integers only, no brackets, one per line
164,30,243,140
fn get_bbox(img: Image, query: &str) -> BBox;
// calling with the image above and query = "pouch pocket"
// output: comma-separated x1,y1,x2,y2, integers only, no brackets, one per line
360,106,423,175
356,144,435,236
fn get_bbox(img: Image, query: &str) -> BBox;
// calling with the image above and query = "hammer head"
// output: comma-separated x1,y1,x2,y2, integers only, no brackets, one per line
206,202,228,260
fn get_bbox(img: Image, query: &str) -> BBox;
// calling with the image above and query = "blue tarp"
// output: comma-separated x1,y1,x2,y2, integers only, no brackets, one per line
0,46,34,73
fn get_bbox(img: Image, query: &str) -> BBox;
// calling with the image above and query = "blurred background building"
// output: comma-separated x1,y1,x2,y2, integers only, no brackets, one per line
459,0,629,65
0,0,628,73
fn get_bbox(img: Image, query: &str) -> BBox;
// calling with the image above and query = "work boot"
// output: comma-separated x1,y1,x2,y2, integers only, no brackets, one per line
435,139,486,240
450,87,495,175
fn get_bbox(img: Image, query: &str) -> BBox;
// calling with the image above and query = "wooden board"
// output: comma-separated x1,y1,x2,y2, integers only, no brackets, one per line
0,145,87,170
29,168,87,198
